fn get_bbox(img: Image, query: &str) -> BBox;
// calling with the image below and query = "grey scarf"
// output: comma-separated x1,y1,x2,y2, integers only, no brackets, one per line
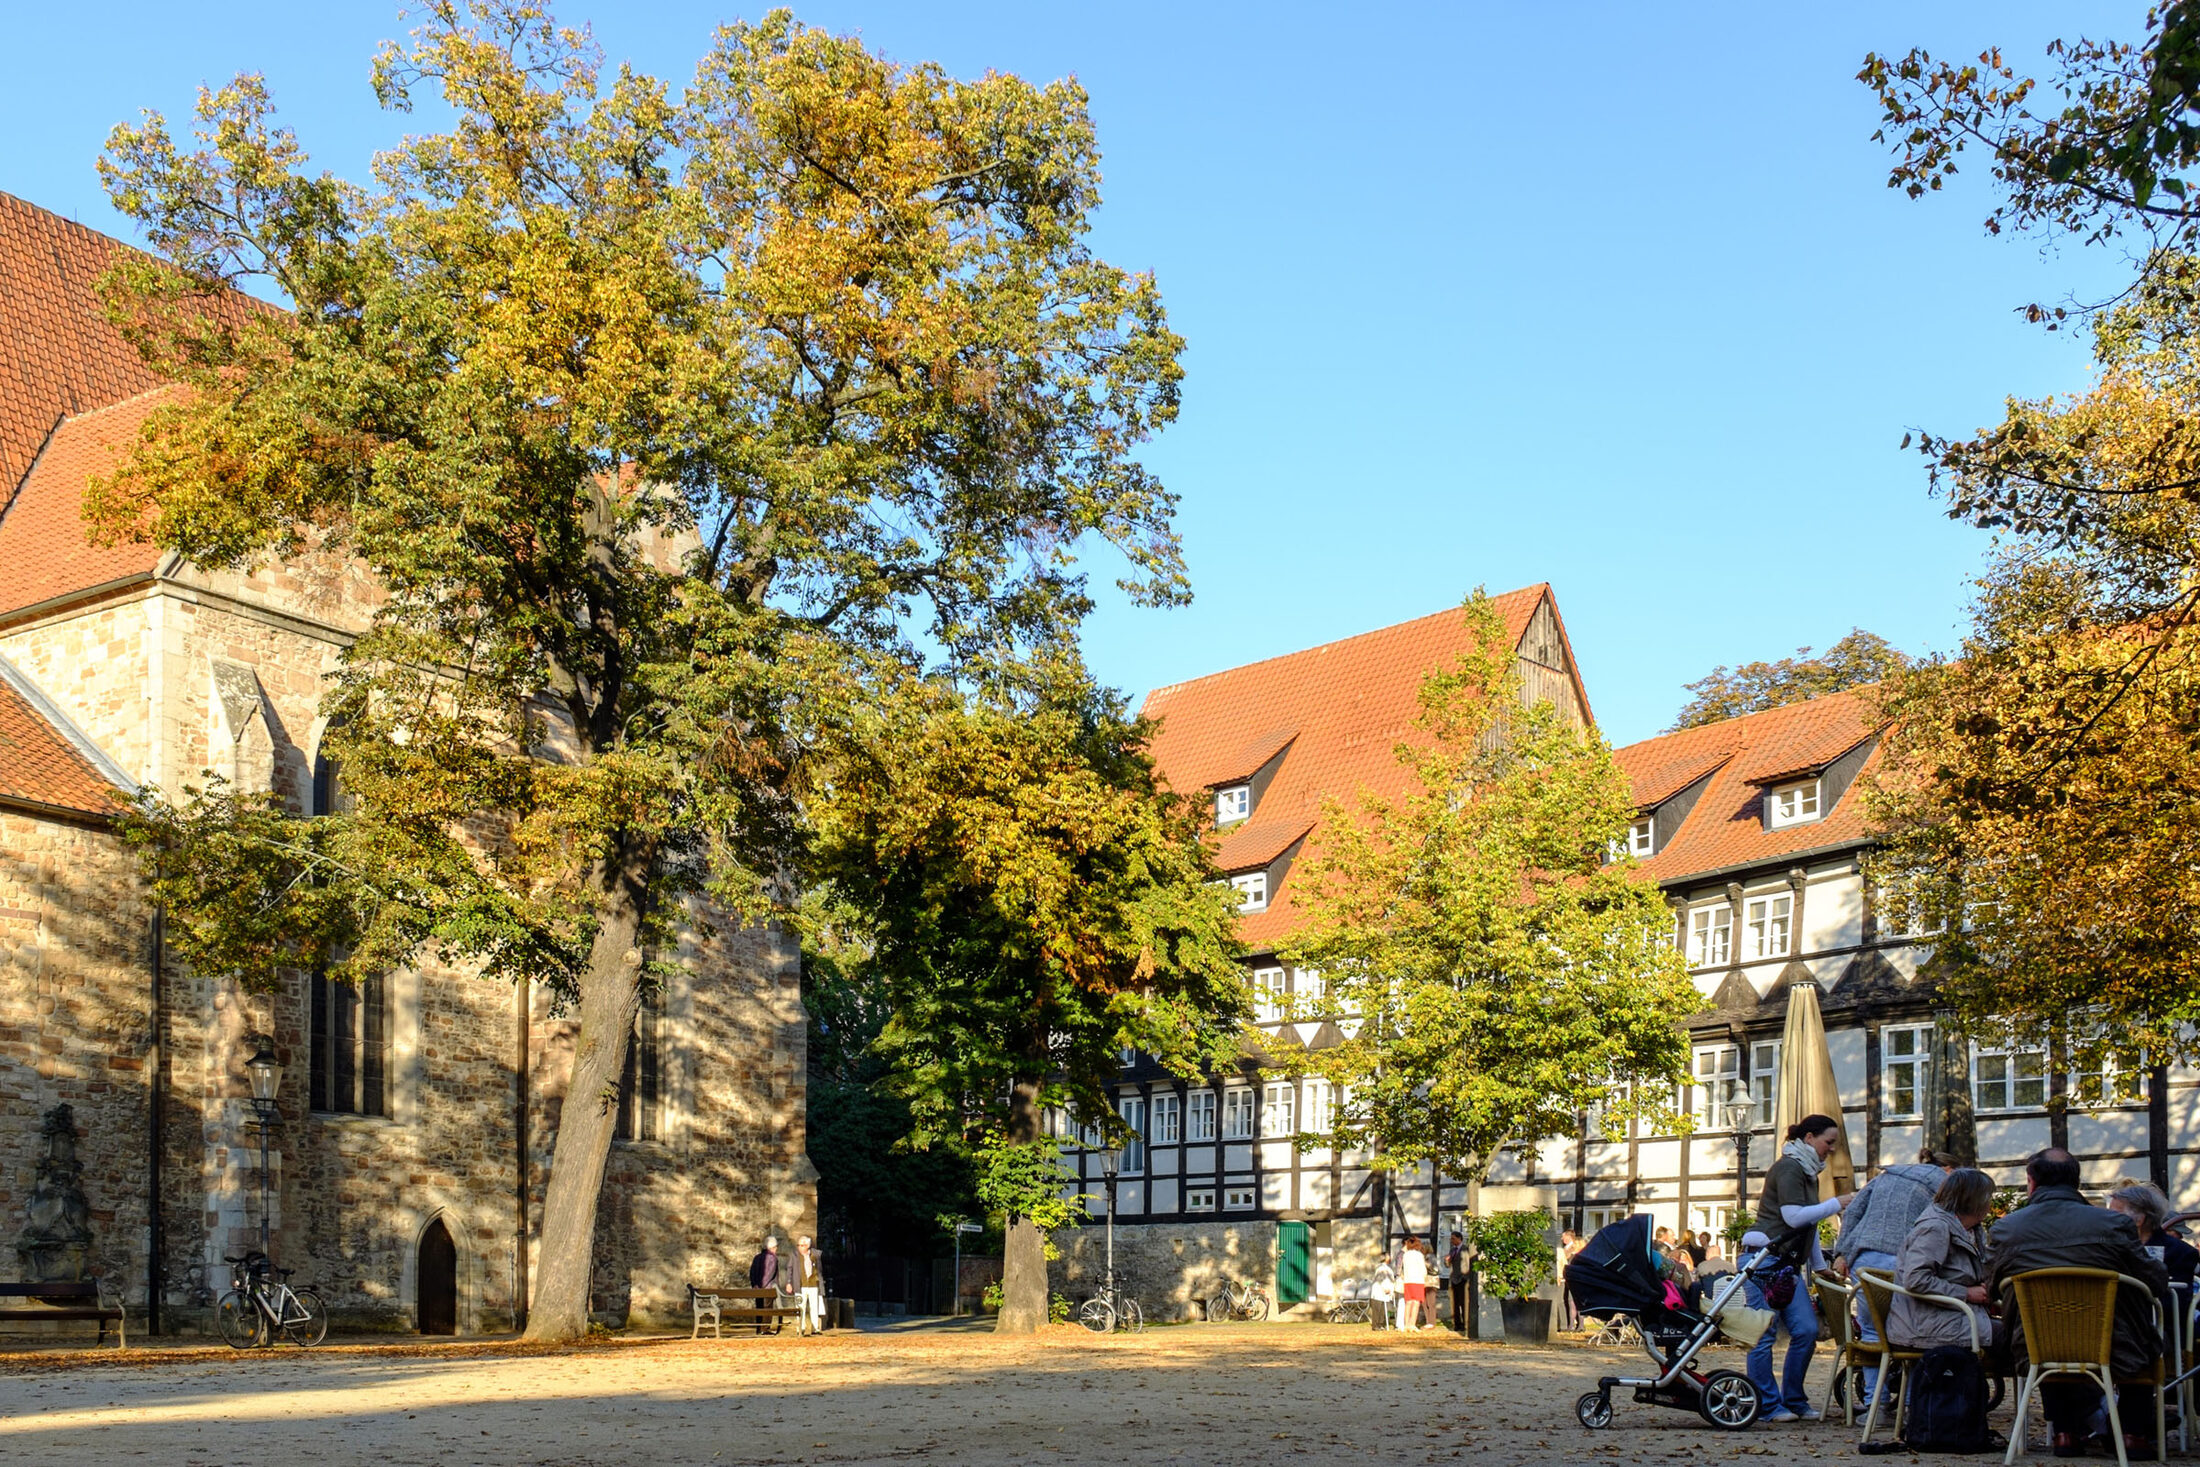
1782,1138,1825,1178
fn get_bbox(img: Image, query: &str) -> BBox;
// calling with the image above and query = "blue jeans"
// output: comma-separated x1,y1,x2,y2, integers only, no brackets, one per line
1849,1249,1897,1404
1744,1264,1821,1414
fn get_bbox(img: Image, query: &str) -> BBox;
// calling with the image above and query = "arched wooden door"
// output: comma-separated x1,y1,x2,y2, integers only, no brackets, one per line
418,1217,458,1335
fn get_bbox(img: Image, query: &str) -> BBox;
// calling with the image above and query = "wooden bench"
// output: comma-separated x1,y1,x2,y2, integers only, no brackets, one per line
689,1284,799,1338
0,1280,127,1348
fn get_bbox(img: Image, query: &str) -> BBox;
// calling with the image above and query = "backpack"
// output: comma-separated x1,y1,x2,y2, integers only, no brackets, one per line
1903,1346,1993,1453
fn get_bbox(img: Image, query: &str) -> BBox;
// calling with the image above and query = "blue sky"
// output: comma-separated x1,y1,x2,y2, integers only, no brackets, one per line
1,0,2140,743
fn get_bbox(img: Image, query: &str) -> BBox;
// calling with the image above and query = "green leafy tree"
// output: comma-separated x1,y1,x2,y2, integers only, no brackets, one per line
1671,630,1909,730
803,659,1245,1333
1284,595,1699,1179
96,2,1188,1341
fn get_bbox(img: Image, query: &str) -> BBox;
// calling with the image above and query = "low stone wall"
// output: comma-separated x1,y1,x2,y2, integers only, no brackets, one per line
1051,1220,1277,1322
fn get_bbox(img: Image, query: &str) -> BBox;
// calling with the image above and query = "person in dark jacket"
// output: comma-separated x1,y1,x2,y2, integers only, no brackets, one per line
749,1236,780,1290
2108,1182,2198,1287
1743,1114,1854,1421
1445,1231,1468,1334
1987,1149,2169,1458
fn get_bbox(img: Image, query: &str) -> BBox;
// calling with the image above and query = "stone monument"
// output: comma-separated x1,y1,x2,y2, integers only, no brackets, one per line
17,1104,94,1281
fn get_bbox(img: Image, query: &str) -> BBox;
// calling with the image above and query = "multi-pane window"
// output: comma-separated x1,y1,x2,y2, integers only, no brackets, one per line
1295,968,1326,1013
310,972,388,1116
1229,871,1269,913
1768,779,1823,828
1222,1086,1255,1139
1627,817,1654,857
1750,1040,1780,1125
1302,1079,1333,1137
1187,1090,1218,1142
1261,1081,1296,1137
1185,1187,1216,1212
1744,894,1792,960
615,985,663,1142
1223,1185,1256,1211
1688,905,1732,967
1973,1040,2049,1111
1150,1094,1182,1145
1119,1098,1147,1174
1882,1025,1932,1119
2068,1040,2147,1107
1877,873,1946,942
1692,1044,1741,1127
1253,967,1288,1021
1215,784,1250,824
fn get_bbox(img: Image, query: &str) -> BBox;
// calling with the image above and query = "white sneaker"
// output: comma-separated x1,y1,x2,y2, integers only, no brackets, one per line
1794,1406,1824,1421
1762,1408,1799,1423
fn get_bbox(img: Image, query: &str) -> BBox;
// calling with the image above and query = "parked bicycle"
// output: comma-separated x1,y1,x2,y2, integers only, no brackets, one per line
218,1252,327,1349
1077,1270,1144,1334
1208,1277,1271,1322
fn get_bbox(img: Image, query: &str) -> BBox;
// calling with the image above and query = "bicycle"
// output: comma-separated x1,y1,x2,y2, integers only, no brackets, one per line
218,1253,327,1349
1208,1277,1271,1323
1077,1271,1144,1334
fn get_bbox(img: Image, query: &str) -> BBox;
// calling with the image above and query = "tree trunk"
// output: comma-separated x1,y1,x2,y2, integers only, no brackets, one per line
994,1070,1050,1335
521,850,652,1343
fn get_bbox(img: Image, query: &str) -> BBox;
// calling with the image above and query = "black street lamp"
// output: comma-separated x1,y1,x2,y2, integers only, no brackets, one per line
1099,1145,1121,1301
1724,1097,1755,1231
245,1042,282,1255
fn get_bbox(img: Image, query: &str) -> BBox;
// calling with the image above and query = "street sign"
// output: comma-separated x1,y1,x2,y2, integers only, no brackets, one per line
956,1221,983,1233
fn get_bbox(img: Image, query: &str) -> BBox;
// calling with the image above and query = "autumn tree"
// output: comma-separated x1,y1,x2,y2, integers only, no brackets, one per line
1860,4,2200,1065
802,660,1244,1333
1670,630,1909,729
1283,596,1699,1176
97,2,1189,1341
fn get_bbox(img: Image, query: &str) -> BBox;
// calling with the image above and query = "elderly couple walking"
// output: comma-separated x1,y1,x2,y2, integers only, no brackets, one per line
748,1234,828,1334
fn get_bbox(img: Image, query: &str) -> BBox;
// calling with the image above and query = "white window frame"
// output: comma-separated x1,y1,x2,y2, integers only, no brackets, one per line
1881,1024,1933,1120
1184,1186,1216,1213
1744,893,1792,960
1302,1078,1333,1137
1222,1085,1255,1140
1187,1090,1217,1142
1261,1080,1296,1137
1214,784,1250,824
1692,1044,1740,1127
1118,1097,1146,1175
1750,1040,1780,1126
2067,1018,2147,1108
1972,1038,2049,1113
1688,904,1732,967
1294,967,1325,1015
1150,1093,1182,1145
1627,817,1654,857
1877,872,1947,942
1223,1185,1256,1211
1253,967,1287,1022
1229,871,1268,913
1767,778,1823,829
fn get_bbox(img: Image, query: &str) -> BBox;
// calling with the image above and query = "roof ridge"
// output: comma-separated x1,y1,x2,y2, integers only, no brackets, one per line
1619,682,1880,754
1143,584,1549,704
58,382,183,426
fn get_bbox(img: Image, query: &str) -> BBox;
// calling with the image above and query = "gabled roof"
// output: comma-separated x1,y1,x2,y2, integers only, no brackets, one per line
0,654,133,817
0,192,169,499
1613,688,1883,884
1141,585,1579,949
0,388,173,616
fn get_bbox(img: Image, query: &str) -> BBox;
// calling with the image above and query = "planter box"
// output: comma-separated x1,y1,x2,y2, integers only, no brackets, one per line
1499,1296,1551,1344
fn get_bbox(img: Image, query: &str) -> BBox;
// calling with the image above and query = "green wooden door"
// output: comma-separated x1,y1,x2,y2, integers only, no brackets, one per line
1277,1221,1311,1307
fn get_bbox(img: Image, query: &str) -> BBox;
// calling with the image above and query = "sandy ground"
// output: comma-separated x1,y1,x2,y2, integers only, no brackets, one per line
0,1323,2023,1466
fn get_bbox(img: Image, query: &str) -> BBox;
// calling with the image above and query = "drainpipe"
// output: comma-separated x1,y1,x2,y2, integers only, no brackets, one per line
147,905,166,1336
513,979,530,1333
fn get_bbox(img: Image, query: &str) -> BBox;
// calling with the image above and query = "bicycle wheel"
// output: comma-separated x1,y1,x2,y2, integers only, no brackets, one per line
216,1290,265,1349
1240,1288,1270,1322
285,1288,329,1347
1077,1297,1115,1334
1119,1297,1144,1332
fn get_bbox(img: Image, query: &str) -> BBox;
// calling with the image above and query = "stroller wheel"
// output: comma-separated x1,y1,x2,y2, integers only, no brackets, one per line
1698,1370,1760,1430
1576,1392,1614,1430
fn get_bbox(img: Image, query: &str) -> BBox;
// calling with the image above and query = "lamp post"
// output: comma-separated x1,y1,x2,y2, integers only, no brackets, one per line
1724,1097,1755,1235
245,1043,282,1256
951,1219,982,1317
1099,1145,1121,1295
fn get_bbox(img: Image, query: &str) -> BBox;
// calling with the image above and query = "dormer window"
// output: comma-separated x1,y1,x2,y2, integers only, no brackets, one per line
1767,778,1822,829
1215,784,1251,824
1229,871,1268,912
1626,817,1654,857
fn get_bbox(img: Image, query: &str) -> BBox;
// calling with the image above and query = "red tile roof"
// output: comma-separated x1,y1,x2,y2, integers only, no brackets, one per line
1612,688,1882,884
0,388,172,615
0,192,169,500
1142,586,1575,950
0,672,123,815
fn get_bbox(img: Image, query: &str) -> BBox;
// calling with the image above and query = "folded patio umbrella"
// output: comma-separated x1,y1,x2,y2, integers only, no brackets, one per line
1774,980,1855,1200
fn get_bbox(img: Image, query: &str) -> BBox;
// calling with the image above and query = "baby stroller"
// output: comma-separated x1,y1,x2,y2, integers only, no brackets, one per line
1565,1214,1801,1432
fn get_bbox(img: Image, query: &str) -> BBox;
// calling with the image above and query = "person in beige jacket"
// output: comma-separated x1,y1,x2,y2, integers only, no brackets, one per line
1887,1168,1994,1352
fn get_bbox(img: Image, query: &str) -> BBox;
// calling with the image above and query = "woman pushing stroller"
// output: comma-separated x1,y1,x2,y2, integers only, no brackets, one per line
1739,1114,1853,1422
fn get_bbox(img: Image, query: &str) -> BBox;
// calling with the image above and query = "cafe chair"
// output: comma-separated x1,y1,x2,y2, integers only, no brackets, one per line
1813,1270,1865,1427
1855,1266,1984,1447
2004,1268,2165,1467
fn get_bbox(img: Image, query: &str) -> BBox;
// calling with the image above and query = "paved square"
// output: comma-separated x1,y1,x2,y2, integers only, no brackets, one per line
0,1325,1886,1465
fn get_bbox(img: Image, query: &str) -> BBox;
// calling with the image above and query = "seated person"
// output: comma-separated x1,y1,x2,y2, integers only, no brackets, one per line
1888,1167,1994,1352
2107,1182,2198,1287
1988,1148,2170,1459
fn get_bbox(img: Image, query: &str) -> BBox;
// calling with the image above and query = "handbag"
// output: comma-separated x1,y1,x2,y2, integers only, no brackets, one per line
1759,1264,1799,1310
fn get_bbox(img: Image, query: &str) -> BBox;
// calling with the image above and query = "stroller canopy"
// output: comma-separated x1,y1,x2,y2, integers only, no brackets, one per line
1566,1214,1672,1318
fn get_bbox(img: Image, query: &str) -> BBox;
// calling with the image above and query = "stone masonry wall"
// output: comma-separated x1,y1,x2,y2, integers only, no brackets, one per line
1052,1219,1279,1323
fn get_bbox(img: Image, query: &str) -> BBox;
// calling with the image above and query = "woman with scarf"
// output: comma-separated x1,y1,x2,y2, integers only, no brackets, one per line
1741,1114,1852,1422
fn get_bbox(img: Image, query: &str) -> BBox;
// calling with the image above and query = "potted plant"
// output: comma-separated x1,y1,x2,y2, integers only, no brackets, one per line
1467,1209,1557,1343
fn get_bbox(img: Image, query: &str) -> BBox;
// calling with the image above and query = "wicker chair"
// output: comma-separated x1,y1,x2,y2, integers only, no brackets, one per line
1854,1268,1930,1446
1813,1270,1864,1427
2003,1268,2165,1467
